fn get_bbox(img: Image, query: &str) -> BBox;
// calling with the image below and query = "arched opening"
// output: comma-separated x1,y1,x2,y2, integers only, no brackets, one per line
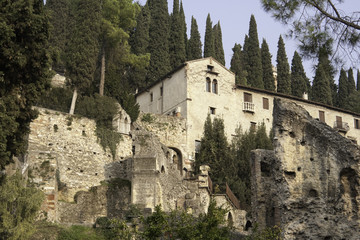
340,168,358,217
206,78,211,92
161,165,165,173
168,147,183,176
212,79,218,94
124,117,130,134
227,212,233,227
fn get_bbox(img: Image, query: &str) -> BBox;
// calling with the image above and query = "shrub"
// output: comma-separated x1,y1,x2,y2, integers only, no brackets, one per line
36,87,73,112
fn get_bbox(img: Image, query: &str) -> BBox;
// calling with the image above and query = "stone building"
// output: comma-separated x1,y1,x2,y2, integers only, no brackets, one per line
136,57,360,167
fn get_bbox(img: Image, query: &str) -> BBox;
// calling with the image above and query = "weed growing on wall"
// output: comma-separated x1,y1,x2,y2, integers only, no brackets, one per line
95,127,122,159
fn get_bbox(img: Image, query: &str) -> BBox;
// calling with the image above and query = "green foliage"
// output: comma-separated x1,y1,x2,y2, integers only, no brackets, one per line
0,172,45,240
65,0,101,93
147,0,171,84
246,224,281,240
337,68,349,108
230,43,247,85
141,113,155,123
0,0,51,169
276,35,291,94
204,14,215,58
347,68,356,95
317,47,337,106
46,0,71,72
357,70,360,91
261,0,360,65
243,15,263,89
75,94,118,129
169,0,186,69
57,225,105,240
290,51,309,98
36,87,73,113
213,22,225,65
142,200,230,240
187,16,202,60
261,39,275,91
343,91,360,113
311,62,333,105
96,127,123,159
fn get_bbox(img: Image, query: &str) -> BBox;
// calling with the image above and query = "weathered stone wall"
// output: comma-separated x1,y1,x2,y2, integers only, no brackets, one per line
251,99,360,239
28,108,133,221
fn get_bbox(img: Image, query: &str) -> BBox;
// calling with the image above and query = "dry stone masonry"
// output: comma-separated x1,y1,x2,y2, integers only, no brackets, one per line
251,99,360,239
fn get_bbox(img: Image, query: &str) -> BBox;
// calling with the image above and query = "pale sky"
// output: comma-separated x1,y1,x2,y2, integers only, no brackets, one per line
136,0,359,81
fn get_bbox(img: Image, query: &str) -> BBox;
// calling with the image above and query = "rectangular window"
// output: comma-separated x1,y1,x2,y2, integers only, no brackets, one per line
263,98,269,110
160,86,163,96
195,140,201,153
244,92,252,102
250,122,257,131
150,93,153,102
207,65,214,71
209,107,216,115
336,116,342,128
355,119,360,129
319,111,325,122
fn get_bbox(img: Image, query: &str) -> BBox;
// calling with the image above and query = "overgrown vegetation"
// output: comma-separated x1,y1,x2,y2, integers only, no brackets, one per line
0,172,45,240
195,115,273,210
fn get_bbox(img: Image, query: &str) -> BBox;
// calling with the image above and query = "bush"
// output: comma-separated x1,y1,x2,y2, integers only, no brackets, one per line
57,225,105,240
36,87,73,112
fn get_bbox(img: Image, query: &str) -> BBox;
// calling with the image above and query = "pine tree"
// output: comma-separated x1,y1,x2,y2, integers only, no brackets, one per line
261,39,275,91
213,21,225,65
0,0,51,168
337,68,348,108
243,15,263,88
147,0,171,84
230,43,247,85
187,16,202,60
276,35,291,94
347,68,356,94
203,14,215,58
311,63,333,105
169,0,186,68
46,0,70,72
290,51,309,98
66,0,101,114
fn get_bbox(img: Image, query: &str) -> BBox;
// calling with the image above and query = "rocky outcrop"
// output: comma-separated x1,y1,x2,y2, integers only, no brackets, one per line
251,98,360,239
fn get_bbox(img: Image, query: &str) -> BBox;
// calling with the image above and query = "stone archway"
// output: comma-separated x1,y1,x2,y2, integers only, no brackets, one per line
168,147,183,176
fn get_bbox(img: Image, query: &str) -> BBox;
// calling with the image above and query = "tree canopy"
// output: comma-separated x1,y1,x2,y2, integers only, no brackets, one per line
261,0,360,66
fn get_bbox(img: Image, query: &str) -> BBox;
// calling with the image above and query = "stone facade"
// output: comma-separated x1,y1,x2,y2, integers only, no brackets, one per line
251,99,360,239
136,57,360,163
28,108,133,221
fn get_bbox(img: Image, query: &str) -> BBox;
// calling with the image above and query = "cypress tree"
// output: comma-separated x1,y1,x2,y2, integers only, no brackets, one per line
230,43,247,85
243,15,263,88
180,1,188,60
130,3,150,55
46,0,70,72
311,63,332,105
347,68,356,94
66,0,101,114
276,35,291,94
169,0,186,68
357,70,360,91
213,22,225,65
204,13,215,58
187,16,202,60
261,39,275,91
337,68,349,108
318,47,337,106
290,51,309,98
147,0,171,84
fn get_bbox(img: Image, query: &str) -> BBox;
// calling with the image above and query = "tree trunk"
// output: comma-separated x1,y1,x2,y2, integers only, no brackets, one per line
69,88,78,115
99,48,105,96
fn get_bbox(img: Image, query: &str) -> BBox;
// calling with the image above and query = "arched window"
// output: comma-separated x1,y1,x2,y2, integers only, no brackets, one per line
212,79,218,94
206,78,211,92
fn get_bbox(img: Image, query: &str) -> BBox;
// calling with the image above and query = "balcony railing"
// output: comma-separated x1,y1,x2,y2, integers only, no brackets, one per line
333,121,350,132
243,102,255,113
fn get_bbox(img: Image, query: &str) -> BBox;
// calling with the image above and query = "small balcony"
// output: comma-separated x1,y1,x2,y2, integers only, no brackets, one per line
333,121,350,132
243,102,255,113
